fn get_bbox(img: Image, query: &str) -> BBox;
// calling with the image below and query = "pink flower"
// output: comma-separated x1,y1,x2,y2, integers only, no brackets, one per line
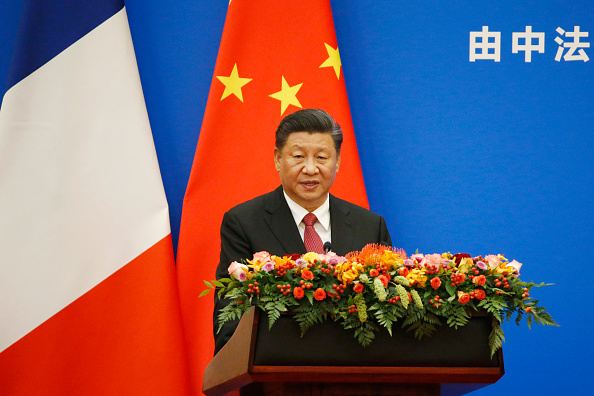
252,251,271,262
411,254,425,266
484,255,502,269
403,259,415,267
425,254,443,268
228,261,248,281
295,258,307,268
476,261,488,270
261,262,275,272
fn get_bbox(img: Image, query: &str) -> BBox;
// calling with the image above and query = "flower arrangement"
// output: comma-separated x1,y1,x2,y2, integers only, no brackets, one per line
202,244,557,357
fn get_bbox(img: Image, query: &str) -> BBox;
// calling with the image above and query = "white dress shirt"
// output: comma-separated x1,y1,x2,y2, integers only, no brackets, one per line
283,190,331,247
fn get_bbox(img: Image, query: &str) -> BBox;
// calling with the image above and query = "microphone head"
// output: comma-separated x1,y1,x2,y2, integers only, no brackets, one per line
323,241,332,253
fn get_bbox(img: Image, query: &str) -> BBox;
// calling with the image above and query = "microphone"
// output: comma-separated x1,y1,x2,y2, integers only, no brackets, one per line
323,241,332,253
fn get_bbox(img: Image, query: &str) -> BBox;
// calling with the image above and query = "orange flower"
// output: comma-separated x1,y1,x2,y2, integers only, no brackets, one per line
313,288,327,301
301,270,314,280
474,289,486,300
353,283,364,293
457,291,470,304
378,274,389,288
293,286,305,299
472,274,486,286
399,267,409,277
430,276,442,290
369,269,379,277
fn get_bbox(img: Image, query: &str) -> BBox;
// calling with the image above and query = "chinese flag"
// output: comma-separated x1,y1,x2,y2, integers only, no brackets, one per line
0,1,190,394
177,0,368,393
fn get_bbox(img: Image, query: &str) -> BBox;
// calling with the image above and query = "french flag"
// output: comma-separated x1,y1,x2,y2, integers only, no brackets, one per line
0,1,190,394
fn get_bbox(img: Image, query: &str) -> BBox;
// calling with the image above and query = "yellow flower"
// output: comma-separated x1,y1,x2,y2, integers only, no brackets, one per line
302,252,319,264
406,267,428,288
496,264,515,276
380,250,404,270
458,257,473,273
273,255,292,269
335,261,364,285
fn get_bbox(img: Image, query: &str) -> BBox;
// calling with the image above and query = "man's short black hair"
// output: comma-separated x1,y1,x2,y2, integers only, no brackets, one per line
275,109,343,153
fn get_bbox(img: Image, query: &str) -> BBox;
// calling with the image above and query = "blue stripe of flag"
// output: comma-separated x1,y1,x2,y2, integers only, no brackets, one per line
7,0,124,90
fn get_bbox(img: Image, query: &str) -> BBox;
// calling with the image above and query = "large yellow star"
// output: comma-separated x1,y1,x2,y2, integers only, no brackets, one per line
269,76,303,115
319,43,342,79
216,63,252,102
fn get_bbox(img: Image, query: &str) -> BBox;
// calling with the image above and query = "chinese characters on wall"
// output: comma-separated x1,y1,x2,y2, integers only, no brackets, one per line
470,26,589,62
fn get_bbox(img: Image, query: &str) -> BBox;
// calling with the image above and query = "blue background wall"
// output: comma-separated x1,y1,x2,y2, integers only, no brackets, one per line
2,1,591,394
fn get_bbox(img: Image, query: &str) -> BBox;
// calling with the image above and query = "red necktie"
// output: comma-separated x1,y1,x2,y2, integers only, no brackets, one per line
303,213,324,254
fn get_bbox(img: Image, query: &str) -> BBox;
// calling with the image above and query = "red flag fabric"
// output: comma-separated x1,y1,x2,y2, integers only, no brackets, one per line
177,0,369,393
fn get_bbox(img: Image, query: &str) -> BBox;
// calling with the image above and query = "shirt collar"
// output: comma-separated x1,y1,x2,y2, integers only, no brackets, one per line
283,190,330,231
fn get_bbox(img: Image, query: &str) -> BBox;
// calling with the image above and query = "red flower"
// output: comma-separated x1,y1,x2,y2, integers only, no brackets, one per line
457,292,470,304
378,274,389,288
474,289,486,300
472,274,486,286
353,283,364,293
453,253,472,264
369,269,379,277
398,267,409,277
313,288,327,301
293,286,304,299
301,270,314,280
430,276,442,290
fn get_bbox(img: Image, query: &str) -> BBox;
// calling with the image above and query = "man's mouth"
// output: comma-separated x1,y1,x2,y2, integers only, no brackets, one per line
301,181,319,189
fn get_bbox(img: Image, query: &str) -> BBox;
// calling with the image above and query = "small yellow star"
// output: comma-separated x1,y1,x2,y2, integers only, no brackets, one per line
269,76,303,115
319,43,342,79
216,63,252,102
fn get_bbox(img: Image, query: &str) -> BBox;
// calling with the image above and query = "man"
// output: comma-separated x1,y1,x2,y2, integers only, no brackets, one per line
214,109,391,354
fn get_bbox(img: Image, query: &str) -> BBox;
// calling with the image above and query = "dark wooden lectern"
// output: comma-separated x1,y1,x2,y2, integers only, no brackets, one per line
203,308,504,396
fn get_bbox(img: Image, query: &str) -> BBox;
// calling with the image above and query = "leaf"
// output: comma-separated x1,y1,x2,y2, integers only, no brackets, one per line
199,289,212,298
212,280,225,288
445,282,456,297
203,280,213,288
488,319,505,358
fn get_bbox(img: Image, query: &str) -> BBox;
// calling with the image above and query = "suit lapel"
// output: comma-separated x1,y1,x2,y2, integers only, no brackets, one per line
329,195,354,256
263,187,307,255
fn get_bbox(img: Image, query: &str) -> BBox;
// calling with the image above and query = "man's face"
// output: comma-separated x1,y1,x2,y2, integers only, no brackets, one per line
274,131,340,212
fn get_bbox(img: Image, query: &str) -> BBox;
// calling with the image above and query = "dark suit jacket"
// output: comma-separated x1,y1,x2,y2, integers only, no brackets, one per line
213,186,391,353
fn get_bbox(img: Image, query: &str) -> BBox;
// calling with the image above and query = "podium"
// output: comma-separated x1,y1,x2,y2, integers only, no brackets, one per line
203,308,504,396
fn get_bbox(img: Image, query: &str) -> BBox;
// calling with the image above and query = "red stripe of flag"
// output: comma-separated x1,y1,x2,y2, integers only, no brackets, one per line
177,1,368,393
0,236,191,395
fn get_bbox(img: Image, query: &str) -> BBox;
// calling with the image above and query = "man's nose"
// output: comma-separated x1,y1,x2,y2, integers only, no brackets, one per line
302,158,318,174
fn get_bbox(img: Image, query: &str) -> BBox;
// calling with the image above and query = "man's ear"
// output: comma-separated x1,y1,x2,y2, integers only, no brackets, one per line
336,153,341,172
274,147,281,171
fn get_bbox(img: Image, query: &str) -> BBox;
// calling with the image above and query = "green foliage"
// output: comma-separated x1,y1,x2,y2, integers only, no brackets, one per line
478,296,507,322
489,319,505,358
445,306,470,329
203,249,557,355
294,302,331,336
216,304,245,333
347,320,377,347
